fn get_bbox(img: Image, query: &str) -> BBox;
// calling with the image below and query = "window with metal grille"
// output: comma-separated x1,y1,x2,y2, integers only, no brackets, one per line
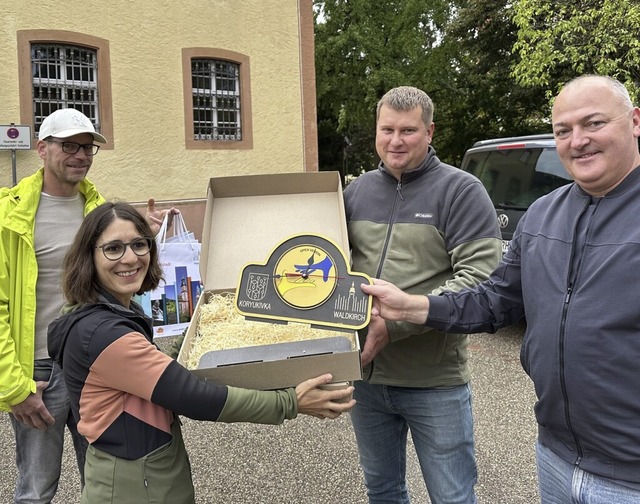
191,59,242,141
31,44,100,135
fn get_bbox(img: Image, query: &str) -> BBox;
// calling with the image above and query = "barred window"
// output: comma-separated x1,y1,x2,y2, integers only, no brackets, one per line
191,59,242,141
31,44,100,136
182,48,251,150
18,32,110,148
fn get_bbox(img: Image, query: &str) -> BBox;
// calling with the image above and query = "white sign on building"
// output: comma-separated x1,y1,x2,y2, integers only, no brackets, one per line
0,125,32,150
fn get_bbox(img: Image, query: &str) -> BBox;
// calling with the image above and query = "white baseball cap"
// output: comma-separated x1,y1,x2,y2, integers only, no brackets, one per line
38,108,107,143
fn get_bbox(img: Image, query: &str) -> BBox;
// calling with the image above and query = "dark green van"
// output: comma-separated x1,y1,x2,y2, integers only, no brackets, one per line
460,134,573,255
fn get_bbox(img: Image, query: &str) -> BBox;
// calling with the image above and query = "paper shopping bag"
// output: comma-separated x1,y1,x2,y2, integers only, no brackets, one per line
135,213,203,338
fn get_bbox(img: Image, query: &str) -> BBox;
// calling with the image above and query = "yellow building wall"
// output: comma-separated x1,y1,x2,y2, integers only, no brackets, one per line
0,0,318,204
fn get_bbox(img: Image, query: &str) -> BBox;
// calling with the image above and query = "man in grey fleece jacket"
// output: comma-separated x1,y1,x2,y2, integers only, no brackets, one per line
344,86,501,504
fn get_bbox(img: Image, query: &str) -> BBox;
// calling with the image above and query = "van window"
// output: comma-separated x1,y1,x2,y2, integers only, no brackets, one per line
464,147,572,209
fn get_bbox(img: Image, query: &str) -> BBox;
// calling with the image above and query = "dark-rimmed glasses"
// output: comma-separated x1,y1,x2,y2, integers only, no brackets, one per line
46,139,100,156
95,238,153,261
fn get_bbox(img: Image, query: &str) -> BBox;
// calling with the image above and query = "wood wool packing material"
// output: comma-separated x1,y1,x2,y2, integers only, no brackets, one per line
185,293,355,370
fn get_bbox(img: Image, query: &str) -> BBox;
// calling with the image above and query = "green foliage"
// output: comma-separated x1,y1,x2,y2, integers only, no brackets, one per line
512,0,640,101
315,0,458,175
165,299,177,324
314,0,551,176
433,0,549,163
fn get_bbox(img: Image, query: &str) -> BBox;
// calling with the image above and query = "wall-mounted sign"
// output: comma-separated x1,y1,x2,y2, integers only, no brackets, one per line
0,125,32,150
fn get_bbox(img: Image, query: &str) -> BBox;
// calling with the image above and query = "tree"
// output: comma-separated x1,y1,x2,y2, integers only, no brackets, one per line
512,0,640,101
314,0,457,177
433,0,549,164
314,0,551,176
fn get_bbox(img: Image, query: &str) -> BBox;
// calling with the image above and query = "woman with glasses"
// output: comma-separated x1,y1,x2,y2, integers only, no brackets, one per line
47,202,355,504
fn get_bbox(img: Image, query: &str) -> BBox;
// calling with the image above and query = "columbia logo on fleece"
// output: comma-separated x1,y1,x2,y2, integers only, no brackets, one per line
414,213,433,219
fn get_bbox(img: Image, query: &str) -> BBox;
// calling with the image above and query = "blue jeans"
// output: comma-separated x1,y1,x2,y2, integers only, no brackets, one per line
9,360,87,504
351,381,477,504
536,440,640,503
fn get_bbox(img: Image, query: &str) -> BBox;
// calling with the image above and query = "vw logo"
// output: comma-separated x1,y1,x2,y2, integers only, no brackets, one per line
497,213,509,229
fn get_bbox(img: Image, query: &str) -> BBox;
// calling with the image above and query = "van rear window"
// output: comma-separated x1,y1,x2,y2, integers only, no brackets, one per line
464,147,573,209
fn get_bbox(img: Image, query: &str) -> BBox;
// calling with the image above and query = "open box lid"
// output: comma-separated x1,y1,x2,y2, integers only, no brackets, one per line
200,171,351,292
200,172,371,330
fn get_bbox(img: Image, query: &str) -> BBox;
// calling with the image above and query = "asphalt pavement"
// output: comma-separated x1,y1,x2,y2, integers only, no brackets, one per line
0,322,539,503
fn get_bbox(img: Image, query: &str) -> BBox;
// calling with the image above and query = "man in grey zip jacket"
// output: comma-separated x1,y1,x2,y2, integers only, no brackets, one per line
361,76,640,504
344,86,502,504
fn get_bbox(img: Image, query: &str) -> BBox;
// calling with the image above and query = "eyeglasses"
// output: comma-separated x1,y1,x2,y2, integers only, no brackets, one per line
95,238,153,261
47,139,100,156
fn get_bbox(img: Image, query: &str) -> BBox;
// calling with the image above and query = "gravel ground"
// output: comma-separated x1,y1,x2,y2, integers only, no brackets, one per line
0,322,539,503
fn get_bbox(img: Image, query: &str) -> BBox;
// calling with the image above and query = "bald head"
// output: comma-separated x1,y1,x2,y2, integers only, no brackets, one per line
554,75,633,115
551,75,640,197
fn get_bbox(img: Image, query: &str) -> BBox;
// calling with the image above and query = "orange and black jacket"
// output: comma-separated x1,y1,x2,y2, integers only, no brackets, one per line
47,291,298,460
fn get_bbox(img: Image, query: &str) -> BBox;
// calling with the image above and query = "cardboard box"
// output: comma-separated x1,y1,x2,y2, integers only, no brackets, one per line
177,172,363,390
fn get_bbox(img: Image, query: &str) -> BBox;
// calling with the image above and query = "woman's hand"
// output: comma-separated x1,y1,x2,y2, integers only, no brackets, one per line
295,374,356,419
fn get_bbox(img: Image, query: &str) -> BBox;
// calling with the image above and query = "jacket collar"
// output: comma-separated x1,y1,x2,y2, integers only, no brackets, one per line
597,163,640,198
0,168,102,236
48,289,154,368
377,145,439,184
96,289,151,327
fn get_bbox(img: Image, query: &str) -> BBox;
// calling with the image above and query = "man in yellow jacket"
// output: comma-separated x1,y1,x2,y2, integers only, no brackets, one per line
0,108,174,504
